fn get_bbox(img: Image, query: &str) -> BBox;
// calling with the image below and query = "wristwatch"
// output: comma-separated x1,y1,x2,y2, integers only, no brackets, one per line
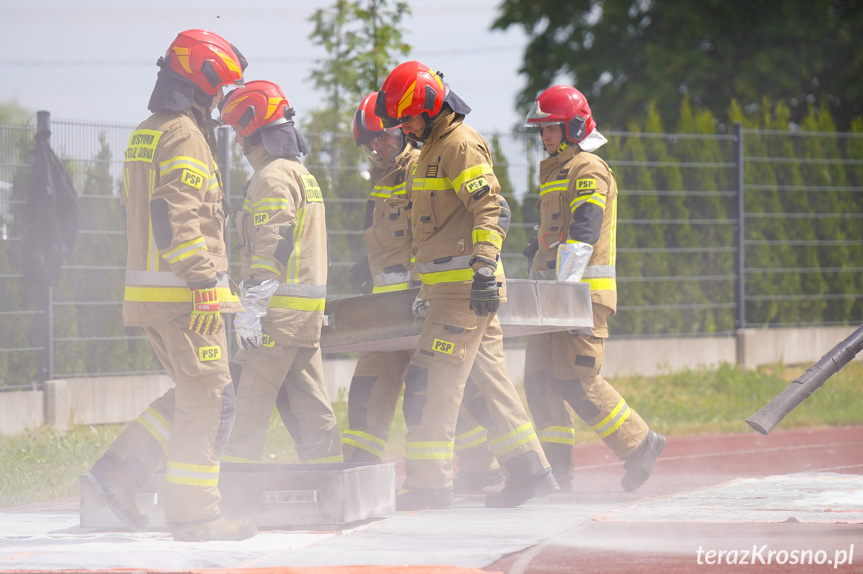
476,266,495,277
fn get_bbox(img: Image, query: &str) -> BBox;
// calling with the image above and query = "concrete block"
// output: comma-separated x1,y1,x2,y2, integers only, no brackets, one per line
736,326,860,370
604,336,737,378
61,374,173,426
0,389,44,436
44,379,71,431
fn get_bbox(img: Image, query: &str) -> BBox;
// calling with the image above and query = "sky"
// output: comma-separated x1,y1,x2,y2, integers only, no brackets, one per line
0,0,533,134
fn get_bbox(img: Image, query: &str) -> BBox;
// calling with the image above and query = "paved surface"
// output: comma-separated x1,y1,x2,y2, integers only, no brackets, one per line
1,426,861,574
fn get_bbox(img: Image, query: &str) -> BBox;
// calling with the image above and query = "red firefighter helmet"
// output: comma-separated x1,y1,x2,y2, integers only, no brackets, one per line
164,29,246,96
524,85,596,143
220,80,293,137
353,92,386,146
375,60,446,129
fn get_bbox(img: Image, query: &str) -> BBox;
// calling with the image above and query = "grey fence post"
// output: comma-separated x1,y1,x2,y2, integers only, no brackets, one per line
217,126,234,359
733,122,745,331
36,110,55,384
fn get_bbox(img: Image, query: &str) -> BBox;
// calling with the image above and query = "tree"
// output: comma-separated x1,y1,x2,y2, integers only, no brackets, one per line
492,0,863,131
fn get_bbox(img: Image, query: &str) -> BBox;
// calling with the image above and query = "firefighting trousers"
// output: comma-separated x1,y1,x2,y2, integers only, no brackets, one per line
104,315,235,524
342,349,499,477
401,298,548,491
524,304,648,480
223,345,342,463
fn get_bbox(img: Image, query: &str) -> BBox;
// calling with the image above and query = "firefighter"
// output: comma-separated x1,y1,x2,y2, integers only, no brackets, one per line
85,30,256,541
522,85,665,492
374,61,558,510
342,93,502,492
218,80,342,465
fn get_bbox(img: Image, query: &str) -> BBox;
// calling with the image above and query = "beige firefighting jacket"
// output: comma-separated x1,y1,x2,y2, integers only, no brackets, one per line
365,145,420,292
407,110,510,300
530,142,618,312
122,105,240,326
235,144,327,347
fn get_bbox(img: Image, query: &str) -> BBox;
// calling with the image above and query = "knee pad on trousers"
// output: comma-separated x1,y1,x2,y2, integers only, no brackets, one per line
229,361,242,393
462,378,494,430
347,375,376,428
524,370,553,424
403,364,428,427
214,379,236,456
555,378,601,421
275,384,302,441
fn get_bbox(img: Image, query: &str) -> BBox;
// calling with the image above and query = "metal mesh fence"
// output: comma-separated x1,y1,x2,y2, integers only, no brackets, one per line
0,115,861,388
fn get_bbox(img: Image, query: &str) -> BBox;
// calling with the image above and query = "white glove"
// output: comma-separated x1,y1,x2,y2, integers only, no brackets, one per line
411,296,428,319
556,242,593,282
234,278,279,349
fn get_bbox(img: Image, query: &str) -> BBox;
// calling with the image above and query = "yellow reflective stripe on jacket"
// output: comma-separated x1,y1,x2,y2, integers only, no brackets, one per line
488,422,538,456
592,398,631,438
454,425,489,451
452,163,493,191
253,197,291,211
268,295,325,312
158,155,208,179
540,179,568,196
610,196,617,266
472,228,503,249
537,425,576,446
124,285,238,303
370,182,407,198
405,440,454,460
418,267,474,285
165,460,220,487
584,277,617,292
136,406,171,453
412,176,451,191
343,429,387,458
161,236,207,264
570,192,607,212
304,454,344,463
251,255,280,275
372,282,409,293
147,168,159,271
287,206,307,283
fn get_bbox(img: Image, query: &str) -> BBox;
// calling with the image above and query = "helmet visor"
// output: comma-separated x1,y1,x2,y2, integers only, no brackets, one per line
524,100,552,127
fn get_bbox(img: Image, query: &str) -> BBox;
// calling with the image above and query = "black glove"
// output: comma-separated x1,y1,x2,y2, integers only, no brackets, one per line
349,256,373,294
522,236,539,271
469,271,500,317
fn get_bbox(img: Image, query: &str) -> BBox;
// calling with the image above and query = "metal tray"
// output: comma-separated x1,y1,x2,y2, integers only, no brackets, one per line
321,279,593,353
80,461,396,530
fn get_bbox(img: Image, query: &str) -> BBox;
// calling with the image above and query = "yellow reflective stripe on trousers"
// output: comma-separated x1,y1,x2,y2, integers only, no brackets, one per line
124,285,238,304
455,425,488,451
136,406,171,453
268,295,325,311
537,425,576,446
161,236,207,264
220,454,261,463
343,429,387,458
405,440,454,460
166,460,220,487
472,228,503,249
592,398,631,438
488,422,537,456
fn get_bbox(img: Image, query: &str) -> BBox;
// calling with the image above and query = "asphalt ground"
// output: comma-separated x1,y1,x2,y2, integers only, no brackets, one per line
1,425,861,574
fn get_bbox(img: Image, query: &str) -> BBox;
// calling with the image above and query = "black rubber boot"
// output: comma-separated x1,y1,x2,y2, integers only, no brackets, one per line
453,468,504,493
621,430,666,492
85,452,149,531
396,487,455,511
485,451,560,508
543,442,574,493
